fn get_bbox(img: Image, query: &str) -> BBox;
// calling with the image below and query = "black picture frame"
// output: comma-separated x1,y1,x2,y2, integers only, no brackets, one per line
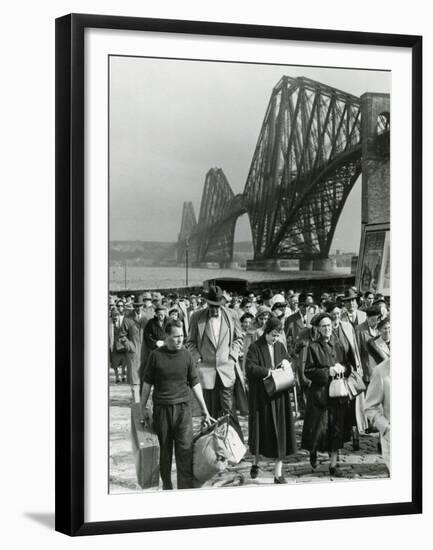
55,13,422,536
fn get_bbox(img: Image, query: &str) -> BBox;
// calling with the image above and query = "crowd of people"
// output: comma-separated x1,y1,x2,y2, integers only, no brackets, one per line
109,284,391,489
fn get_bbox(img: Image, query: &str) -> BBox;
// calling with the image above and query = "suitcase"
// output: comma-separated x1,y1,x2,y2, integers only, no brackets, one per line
130,403,160,489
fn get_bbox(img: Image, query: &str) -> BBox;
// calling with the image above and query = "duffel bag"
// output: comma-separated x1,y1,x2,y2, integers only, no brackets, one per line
193,428,227,483
193,415,246,483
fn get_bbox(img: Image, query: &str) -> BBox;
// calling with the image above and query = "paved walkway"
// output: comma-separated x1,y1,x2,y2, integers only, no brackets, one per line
109,379,388,493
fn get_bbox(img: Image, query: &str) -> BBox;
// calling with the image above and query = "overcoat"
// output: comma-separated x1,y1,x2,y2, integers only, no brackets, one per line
341,309,367,328
186,306,244,389
301,335,354,453
336,321,369,432
143,317,166,351
355,320,379,383
284,311,307,351
365,358,390,470
186,306,248,415
245,336,297,459
367,336,390,367
119,315,147,385
139,316,167,382
108,317,126,370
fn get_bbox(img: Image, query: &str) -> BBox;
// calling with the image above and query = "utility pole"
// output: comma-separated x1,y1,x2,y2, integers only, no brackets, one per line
185,237,189,288
124,260,127,290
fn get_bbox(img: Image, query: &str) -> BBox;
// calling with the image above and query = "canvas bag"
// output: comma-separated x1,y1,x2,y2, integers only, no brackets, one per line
216,417,247,465
193,415,246,483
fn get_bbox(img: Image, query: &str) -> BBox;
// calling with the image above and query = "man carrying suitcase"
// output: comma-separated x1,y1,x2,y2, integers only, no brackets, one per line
141,319,213,490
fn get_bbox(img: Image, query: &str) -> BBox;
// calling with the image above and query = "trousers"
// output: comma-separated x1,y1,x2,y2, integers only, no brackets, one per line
203,374,244,442
203,373,234,419
153,402,194,490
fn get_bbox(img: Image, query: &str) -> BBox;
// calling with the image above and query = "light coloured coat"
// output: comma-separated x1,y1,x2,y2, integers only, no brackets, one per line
341,309,367,327
339,320,369,432
365,358,390,470
186,306,243,390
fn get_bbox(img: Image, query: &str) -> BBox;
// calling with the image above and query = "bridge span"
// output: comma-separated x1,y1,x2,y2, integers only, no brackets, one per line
176,76,389,271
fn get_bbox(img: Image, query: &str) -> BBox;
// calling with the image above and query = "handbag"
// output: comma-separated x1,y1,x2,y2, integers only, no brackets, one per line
115,338,128,353
263,364,295,398
329,373,349,398
346,369,366,399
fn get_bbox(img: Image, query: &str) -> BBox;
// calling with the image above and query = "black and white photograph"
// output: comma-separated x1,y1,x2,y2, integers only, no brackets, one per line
108,55,392,493
1,0,429,544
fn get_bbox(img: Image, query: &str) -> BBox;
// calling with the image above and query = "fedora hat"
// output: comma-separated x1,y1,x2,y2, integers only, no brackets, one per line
133,295,146,306
340,288,359,301
256,305,271,318
373,293,387,305
204,285,225,306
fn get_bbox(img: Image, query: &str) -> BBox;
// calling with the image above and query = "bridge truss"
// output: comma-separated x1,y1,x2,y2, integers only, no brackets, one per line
177,76,389,265
245,76,362,259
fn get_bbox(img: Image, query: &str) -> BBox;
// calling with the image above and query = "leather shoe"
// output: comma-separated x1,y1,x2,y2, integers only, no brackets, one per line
274,476,288,484
250,465,259,479
329,466,344,478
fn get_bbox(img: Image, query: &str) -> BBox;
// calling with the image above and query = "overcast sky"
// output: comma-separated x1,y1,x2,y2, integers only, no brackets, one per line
109,57,390,252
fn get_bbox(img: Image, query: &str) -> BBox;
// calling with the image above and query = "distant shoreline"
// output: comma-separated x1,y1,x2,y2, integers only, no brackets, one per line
109,264,352,293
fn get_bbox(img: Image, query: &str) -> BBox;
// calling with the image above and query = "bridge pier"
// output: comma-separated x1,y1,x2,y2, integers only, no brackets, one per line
299,259,313,271
246,259,282,272
220,261,240,270
312,258,338,271
300,258,337,271
198,262,221,269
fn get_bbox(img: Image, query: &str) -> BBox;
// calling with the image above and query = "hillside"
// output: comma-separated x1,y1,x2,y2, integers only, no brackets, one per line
109,240,354,268
109,240,254,266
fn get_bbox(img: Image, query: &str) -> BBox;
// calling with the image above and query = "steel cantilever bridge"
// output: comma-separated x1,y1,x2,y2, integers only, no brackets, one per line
177,76,390,268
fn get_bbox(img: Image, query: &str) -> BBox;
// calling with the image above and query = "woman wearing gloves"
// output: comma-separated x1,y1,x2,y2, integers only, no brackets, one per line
301,312,356,477
245,317,297,484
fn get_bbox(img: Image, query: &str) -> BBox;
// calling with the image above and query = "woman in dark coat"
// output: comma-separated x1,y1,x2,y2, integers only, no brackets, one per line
326,302,367,450
301,312,355,477
245,317,297,484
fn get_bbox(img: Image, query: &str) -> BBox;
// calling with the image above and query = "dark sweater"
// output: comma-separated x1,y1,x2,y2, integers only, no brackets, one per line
143,346,199,405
